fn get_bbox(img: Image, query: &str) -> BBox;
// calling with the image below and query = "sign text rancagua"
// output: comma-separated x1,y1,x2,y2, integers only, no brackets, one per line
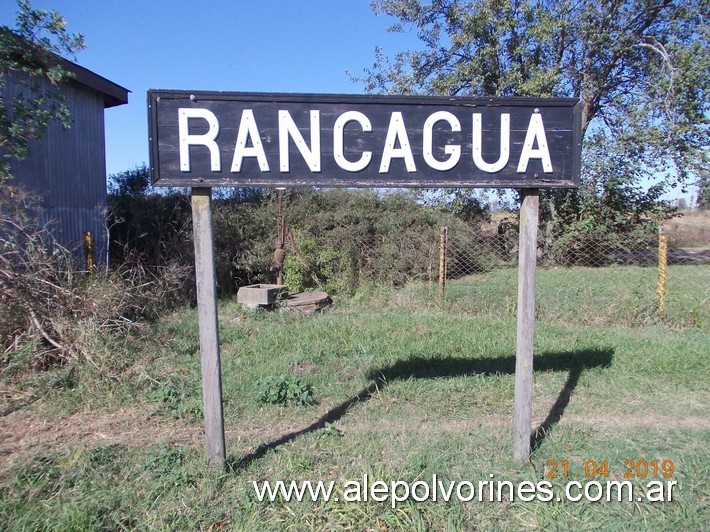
149,91,581,189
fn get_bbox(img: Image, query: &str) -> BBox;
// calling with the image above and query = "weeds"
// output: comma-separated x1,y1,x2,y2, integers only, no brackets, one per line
253,375,316,406
148,375,202,422
144,446,193,488
1,186,190,376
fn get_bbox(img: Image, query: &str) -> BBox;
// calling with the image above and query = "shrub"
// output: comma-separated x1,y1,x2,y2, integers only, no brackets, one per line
1,186,190,374
271,189,493,292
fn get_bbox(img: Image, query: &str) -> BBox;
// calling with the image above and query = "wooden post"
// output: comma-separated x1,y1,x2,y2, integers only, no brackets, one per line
191,188,226,469
439,226,448,304
514,190,540,462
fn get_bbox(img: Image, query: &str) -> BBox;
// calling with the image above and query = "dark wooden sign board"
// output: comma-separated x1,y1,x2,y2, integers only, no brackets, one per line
149,91,581,189
147,91,582,468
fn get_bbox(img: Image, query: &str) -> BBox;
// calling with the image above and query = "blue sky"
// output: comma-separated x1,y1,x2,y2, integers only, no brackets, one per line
1,0,420,176
1,1,697,203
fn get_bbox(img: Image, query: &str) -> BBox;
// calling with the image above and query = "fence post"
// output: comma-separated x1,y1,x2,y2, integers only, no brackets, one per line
82,231,95,274
439,226,448,304
657,226,668,314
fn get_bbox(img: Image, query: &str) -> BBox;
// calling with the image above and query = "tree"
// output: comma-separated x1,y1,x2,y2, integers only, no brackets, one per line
356,0,708,227
108,163,152,198
0,0,85,183
697,169,710,210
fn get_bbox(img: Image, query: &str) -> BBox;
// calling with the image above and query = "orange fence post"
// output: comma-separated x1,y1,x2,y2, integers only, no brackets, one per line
657,227,668,314
439,226,448,304
82,231,95,274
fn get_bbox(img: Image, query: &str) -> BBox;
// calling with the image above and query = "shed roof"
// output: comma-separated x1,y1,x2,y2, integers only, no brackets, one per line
1,28,129,108
56,56,129,108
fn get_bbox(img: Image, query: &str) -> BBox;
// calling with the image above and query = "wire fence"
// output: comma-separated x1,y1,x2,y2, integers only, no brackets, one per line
433,223,709,327
270,215,709,328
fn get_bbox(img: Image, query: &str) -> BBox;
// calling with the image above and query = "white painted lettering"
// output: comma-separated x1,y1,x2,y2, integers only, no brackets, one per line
473,113,510,173
380,112,416,173
178,108,221,172
333,111,372,172
423,111,461,171
517,113,553,173
279,110,321,172
231,109,269,172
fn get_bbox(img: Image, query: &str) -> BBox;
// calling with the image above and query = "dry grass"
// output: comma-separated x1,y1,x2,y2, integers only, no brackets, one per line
664,209,710,249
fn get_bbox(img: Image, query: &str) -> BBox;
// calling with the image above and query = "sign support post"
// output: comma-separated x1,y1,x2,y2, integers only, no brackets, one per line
191,187,226,469
149,91,582,465
513,189,540,462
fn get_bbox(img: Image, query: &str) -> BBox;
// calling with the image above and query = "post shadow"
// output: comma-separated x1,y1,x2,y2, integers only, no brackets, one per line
229,379,385,471
530,365,583,452
229,348,613,472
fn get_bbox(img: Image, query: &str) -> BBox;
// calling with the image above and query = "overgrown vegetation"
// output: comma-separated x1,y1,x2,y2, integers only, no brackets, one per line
106,167,500,295
0,186,190,376
4,162,699,403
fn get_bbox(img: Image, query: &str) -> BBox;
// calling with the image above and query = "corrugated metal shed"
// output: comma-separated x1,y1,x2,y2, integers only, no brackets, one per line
4,56,129,265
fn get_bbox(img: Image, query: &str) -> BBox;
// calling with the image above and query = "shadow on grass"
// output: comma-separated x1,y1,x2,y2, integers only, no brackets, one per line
229,378,386,472
229,348,613,471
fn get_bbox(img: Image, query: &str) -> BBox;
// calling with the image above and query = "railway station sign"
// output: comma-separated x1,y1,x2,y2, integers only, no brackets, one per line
149,91,582,189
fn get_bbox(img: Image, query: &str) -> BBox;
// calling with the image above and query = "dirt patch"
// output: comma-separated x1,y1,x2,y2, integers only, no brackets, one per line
0,404,200,469
289,361,316,377
336,411,710,437
1,395,707,471
0,399,372,470
664,210,710,248
560,413,710,431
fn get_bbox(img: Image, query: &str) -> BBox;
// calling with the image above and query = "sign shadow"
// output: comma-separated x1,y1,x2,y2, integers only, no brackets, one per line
229,348,613,472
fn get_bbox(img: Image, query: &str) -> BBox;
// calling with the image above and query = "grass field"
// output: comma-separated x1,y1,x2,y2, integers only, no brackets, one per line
1,265,708,530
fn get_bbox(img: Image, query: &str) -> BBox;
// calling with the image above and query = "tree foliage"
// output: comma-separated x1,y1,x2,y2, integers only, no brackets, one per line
697,169,710,210
0,0,85,182
357,0,708,192
108,163,153,198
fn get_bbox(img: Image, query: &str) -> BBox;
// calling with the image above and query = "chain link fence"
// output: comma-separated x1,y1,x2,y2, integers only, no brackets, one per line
435,220,709,327
245,204,708,328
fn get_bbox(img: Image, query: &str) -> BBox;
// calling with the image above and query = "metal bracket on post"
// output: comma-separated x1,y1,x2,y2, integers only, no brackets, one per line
514,189,540,462
191,187,226,469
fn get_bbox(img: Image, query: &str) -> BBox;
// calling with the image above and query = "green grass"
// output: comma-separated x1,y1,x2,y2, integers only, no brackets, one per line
1,265,708,530
433,264,708,328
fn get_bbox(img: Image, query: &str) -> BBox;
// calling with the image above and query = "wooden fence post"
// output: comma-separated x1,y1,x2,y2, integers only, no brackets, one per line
191,188,226,469
514,190,540,462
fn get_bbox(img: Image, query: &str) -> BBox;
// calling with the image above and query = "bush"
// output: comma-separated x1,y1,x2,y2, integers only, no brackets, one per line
271,189,492,292
106,172,508,296
108,165,272,295
212,197,274,291
1,186,190,374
